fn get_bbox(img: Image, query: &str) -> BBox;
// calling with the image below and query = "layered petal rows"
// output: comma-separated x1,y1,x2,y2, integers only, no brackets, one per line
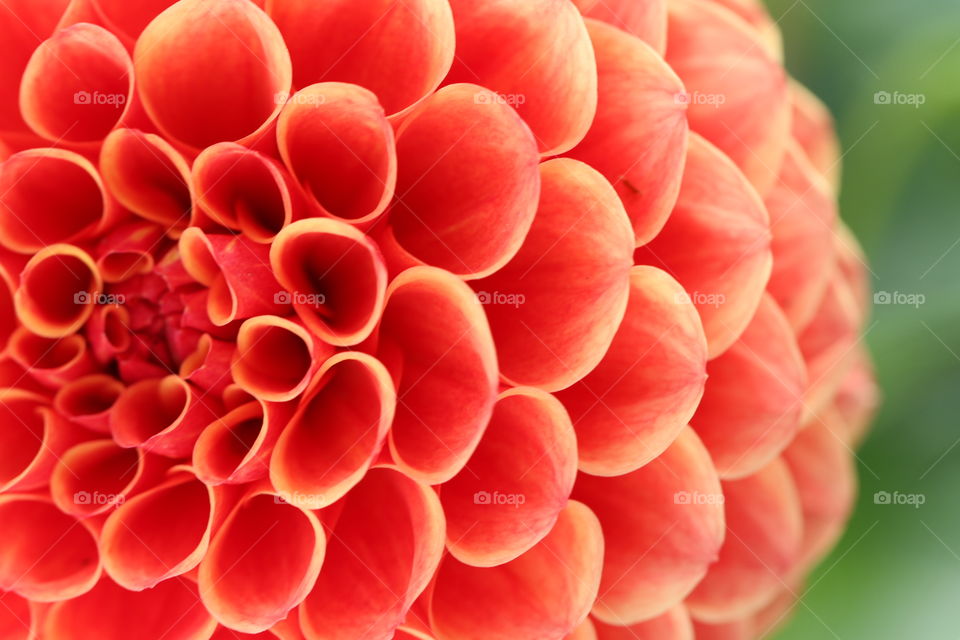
0,0,876,639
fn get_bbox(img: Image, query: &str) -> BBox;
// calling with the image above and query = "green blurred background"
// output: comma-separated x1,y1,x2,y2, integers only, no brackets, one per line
765,0,960,638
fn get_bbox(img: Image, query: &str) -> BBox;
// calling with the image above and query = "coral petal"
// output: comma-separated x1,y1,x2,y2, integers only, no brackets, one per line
593,605,695,640
571,0,667,54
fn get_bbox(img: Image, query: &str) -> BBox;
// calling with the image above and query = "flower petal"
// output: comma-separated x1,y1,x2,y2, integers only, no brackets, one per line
570,0,667,54
593,605,694,640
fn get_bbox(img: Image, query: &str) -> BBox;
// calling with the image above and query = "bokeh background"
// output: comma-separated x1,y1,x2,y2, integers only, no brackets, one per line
765,0,960,637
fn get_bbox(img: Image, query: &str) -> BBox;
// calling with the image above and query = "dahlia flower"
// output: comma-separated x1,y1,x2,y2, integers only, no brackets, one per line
0,0,878,638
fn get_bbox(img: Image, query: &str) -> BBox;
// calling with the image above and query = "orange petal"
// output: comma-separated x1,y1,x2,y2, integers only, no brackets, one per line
829,345,879,447
231,316,332,403
299,467,444,640
180,333,235,398
270,218,387,346
276,83,396,224
13,244,101,338
0,590,31,640
53,373,124,433
790,79,841,192
440,387,577,567
557,266,707,476
472,158,633,390
388,84,540,279
95,221,164,283
635,133,772,358
574,427,725,624
568,18,687,245
100,469,213,590
764,143,837,332
691,618,754,640
570,0,667,54
99,127,193,231
0,150,117,253
593,605,694,640
702,0,782,60
19,23,132,143
267,0,454,117
783,418,856,573
691,294,807,479
686,457,803,622
0,262,15,352
0,388,87,492
270,352,395,509
445,0,597,155
8,328,95,388
430,500,603,640
133,0,291,149
666,0,790,195
193,398,294,486
566,616,597,640
110,374,221,457
0,494,100,601
200,488,325,633
376,267,498,483
179,229,289,326
43,576,217,640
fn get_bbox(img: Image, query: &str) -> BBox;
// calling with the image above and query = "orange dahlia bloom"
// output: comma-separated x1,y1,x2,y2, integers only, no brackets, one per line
0,0,877,638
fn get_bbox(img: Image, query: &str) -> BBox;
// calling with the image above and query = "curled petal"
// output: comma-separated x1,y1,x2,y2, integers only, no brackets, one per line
557,266,708,476
666,0,790,195
430,500,603,640
299,467,444,640
270,218,387,346
635,133,772,358
194,143,304,243
193,398,294,486
0,263,15,352
377,266,498,484
79,0,179,43
798,273,860,420
180,333,235,397
0,150,116,253
85,304,132,363
830,345,879,446
571,0,667,54
790,79,841,191
574,427,725,624
95,221,164,283
99,128,193,230
200,489,325,633
783,419,856,573
388,84,540,279
8,328,95,387
445,0,598,155
568,18,687,245
268,0,455,117
0,388,87,492
14,244,102,338
19,23,132,143
692,294,807,479
277,83,396,224
593,606,695,640
440,387,577,567
180,229,288,326
100,470,213,590
50,439,156,518
473,158,633,390
686,458,803,622
270,352,394,508
53,373,124,433
133,0,292,149
43,576,216,640
0,494,100,601
231,316,332,403
110,374,221,457
764,144,837,332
